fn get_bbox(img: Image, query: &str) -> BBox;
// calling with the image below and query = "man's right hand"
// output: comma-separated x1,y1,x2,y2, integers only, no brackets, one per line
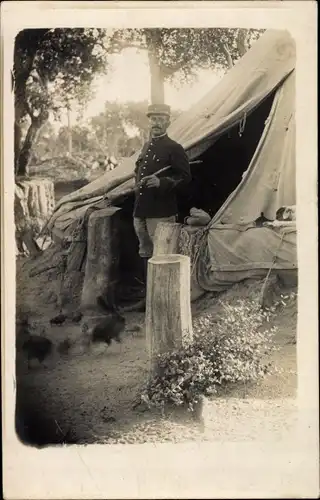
144,175,160,188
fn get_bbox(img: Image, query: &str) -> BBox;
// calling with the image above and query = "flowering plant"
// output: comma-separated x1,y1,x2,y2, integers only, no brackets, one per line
141,299,280,412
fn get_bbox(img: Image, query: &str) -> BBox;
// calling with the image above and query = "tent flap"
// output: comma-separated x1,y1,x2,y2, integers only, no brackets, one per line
212,71,295,225
197,224,297,292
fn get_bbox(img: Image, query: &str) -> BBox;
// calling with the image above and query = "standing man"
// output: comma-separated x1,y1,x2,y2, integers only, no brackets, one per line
130,104,191,310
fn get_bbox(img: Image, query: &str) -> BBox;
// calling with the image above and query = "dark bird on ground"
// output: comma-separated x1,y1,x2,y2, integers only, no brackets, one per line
82,295,126,349
22,333,53,367
50,312,67,325
254,212,274,227
83,314,126,347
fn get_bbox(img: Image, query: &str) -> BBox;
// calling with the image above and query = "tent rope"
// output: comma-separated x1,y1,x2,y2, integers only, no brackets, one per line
258,231,286,307
239,112,247,137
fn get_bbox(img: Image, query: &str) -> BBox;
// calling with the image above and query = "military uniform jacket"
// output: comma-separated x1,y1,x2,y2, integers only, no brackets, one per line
133,134,191,218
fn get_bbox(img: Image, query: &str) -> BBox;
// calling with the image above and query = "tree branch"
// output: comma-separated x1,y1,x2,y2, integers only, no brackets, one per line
160,61,185,77
220,43,233,69
34,67,49,90
24,98,35,120
109,41,147,53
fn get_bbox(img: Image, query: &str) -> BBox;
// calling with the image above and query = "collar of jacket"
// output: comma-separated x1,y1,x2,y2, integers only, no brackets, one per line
150,133,168,142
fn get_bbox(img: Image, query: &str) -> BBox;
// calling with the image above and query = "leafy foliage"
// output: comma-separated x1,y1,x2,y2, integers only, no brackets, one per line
32,100,183,162
14,28,109,174
15,28,108,120
108,28,265,90
141,298,279,412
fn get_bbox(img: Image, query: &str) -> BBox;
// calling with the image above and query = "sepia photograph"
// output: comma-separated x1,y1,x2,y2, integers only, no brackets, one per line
2,1,318,498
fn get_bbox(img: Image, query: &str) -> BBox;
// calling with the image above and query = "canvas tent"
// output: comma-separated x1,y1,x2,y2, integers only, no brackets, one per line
46,28,297,295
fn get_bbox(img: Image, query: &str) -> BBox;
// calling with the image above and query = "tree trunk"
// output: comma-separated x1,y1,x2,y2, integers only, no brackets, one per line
17,112,49,177
149,54,164,104
13,41,40,175
237,29,248,57
146,254,193,375
81,207,122,312
147,47,165,104
221,43,233,69
67,106,73,156
14,121,23,174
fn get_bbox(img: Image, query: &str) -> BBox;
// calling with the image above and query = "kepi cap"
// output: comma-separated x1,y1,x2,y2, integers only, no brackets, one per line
146,104,171,117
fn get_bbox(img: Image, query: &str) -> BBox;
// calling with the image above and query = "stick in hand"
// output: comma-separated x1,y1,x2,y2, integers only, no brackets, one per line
136,165,172,189
136,160,201,189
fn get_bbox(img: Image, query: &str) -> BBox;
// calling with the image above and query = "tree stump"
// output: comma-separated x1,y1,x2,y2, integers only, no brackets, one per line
81,207,121,312
14,177,55,256
153,221,205,302
61,270,85,313
146,254,193,374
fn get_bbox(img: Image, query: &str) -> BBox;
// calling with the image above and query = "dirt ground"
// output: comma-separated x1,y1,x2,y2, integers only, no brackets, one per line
15,249,297,445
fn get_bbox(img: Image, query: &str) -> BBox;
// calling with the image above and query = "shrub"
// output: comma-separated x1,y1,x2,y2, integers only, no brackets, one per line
141,299,278,412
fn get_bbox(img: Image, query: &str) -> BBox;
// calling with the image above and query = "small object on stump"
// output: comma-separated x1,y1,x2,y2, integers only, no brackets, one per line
146,254,193,375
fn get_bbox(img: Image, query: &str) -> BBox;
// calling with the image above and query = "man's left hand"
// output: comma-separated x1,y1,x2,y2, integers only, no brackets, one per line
144,175,160,188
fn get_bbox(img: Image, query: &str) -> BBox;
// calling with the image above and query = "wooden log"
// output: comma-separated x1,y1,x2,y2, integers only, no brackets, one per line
61,270,85,312
66,207,100,273
14,177,55,254
146,254,193,374
81,207,121,312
